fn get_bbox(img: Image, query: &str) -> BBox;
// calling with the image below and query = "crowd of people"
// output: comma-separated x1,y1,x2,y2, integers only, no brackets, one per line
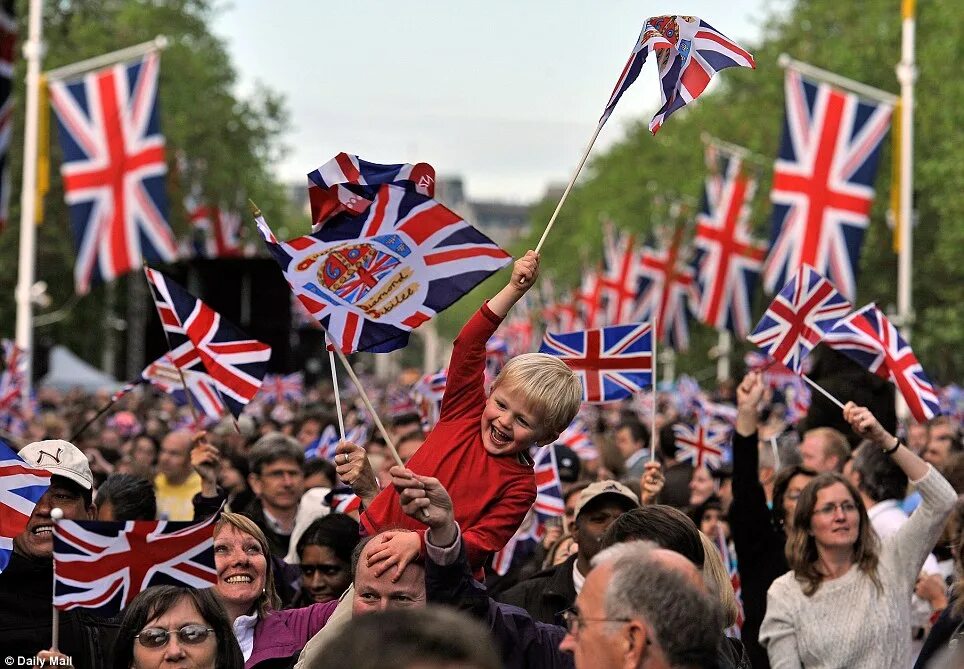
2,251,964,669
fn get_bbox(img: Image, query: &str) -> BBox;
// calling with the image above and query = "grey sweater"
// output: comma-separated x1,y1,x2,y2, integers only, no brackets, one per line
760,465,957,669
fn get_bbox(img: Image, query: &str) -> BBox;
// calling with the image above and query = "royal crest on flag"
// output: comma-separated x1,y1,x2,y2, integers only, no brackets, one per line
540,322,653,404
822,304,941,422
747,265,851,374
0,440,51,573
48,52,177,294
763,70,893,301
53,516,217,615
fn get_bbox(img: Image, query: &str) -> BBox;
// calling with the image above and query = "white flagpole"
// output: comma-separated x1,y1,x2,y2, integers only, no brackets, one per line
777,54,899,105
716,331,732,383
328,349,346,441
50,507,64,651
650,324,658,463
896,0,916,344
44,35,168,82
14,0,44,401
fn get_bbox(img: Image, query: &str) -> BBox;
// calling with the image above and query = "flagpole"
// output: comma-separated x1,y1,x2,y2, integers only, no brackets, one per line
534,123,604,254
14,0,44,401
800,374,846,410
69,382,139,441
650,323,658,463
328,349,346,441
50,507,63,652
896,0,916,344
44,35,169,82
777,54,899,105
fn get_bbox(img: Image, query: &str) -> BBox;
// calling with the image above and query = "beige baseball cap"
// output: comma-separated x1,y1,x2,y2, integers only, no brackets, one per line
573,480,639,520
19,439,94,490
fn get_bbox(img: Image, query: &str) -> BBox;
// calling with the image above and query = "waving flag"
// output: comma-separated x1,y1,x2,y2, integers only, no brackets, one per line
141,351,225,420
0,440,51,573
0,2,15,233
183,202,242,259
53,515,217,615
694,152,767,336
600,15,754,133
48,52,177,294
555,416,599,461
601,226,641,325
575,269,607,329
763,71,893,301
0,339,26,412
257,157,511,353
634,226,698,350
673,422,727,470
533,445,565,522
261,372,305,404
540,322,652,404
307,153,435,232
145,267,271,418
747,265,851,374
413,370,447,432
822,304,940,422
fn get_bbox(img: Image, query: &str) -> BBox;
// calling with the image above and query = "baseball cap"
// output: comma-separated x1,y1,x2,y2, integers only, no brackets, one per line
574,480,639,520
19,439,94,490
553,443,581,483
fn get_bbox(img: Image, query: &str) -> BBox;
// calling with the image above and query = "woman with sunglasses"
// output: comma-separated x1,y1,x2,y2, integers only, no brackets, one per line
113,585,243,669
760,402,957,669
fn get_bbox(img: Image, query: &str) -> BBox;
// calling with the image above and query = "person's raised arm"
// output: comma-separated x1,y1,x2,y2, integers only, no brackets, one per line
736,371,764,438
843,402,928,481
334,440,379,509
487,250,539,319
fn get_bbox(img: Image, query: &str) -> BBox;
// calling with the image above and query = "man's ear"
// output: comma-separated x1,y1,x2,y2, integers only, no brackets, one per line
624,620,649,667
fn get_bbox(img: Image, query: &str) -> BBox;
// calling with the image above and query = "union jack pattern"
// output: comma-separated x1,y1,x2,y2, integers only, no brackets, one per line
141,350,225,420
554,416,599,461
260,372,305,404
763,71,893,301
48,53,177,294
694,152,767,336
540,322,652,404
53,515,218,615
145,267,271,418
326,483,361,514
0,2,15,233
575,269,607,329
634,226,698,350
257,173,511,354
183,201,242,259
412,370,447,432
0,440,51,573
822,304,941,422
673,422,727,470
601,225,642,325
747,265,851,374
0,339,26,412
532,445,565,523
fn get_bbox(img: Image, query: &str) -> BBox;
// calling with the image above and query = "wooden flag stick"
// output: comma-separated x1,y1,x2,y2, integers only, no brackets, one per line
328,349,346,441
69,382,139,441
650,322,658,463
801,374,846,410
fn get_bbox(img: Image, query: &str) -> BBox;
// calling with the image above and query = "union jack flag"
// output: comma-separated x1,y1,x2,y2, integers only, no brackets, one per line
634,226,698,351
183,201,242,259
575,269,607,329
307,153,435,233
491,509,539,576
743,351,799,387
145,267,271,418
413,370,447,432
782,375,811,425
141,350,225,420
0,2,15,233
747,265,851,374
601,225,642,325
694,152,767,336
532,445,565,523
260,372,305,404
326,483,361,514
0,339,26,412
599,15,754,133
540,322,652,404
554,416,599,461
502,294,535,357
0,440,50,573
822,304,941,422
485,335,508,389
48,52,177,295
258,160,511,353
673,422,727,470
305,424,368,462
53,515,218,615
763,71,893,301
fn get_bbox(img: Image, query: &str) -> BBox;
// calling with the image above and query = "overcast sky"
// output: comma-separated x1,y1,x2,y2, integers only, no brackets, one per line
213,1,772,202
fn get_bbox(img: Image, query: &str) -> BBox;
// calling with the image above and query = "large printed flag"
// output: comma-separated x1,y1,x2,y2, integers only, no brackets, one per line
48,52,177,295
0,1,15,233
145,267,271,418
540,322,653,404
763,70,893,301
0,440,51,573
600,15,755,133
822,304,941,422
258,156,511,353
694,151,767,336
53,516,217,615
747,265,851,374
634,226,698,351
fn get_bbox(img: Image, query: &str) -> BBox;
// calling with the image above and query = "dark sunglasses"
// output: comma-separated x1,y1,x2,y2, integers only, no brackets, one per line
135,624,214,648
300,564,344,577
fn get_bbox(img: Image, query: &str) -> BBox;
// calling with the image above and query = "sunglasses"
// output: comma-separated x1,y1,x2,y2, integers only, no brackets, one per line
135,624,215,648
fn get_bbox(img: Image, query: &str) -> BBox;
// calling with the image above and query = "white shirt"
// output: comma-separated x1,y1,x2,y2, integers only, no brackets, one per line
232,613,258,661
572,559,586,595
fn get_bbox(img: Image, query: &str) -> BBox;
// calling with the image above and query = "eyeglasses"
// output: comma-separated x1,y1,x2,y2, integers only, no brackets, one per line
813,501,858,517
134,624,215,648
559,608,632,635
300,564,344,577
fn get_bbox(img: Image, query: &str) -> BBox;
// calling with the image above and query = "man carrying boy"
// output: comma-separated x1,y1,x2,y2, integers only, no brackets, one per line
353,250,583,578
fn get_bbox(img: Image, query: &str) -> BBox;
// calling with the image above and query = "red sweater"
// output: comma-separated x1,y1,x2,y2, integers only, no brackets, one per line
360,303,536,570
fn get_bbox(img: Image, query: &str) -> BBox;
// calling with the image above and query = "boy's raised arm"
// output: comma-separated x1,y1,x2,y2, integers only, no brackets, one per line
487,250,539,318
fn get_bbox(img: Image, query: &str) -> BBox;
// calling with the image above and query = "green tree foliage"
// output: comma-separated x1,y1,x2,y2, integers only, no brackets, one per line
0,0,292,368
442,0,963,382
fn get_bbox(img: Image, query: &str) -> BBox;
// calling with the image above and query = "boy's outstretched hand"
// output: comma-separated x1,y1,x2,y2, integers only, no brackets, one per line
488,250,540,318
392,465,457,547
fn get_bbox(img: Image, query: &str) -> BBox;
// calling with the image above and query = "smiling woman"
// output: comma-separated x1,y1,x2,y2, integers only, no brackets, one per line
212,513,338,669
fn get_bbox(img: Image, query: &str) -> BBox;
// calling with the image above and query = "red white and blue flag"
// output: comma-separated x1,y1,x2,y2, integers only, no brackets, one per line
822,304,941,422
554,416,599,462
532,445,565,523
599,16,754,133
601,225,642,326
0,2,15,233
326,483,361,514
575,269,607,329
694,152,767,336
183,201,242,260
413,369,448,433
673,422,727,470
540,322,653,404
763,71,893,301
145,267,271,418
141,350,225,420
634,227,698,351
48,53,177,295
261,372,305,404
257,156,511,354
747,265,851,374
0,338,26,413
0,440,51,573
53,515,217,615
